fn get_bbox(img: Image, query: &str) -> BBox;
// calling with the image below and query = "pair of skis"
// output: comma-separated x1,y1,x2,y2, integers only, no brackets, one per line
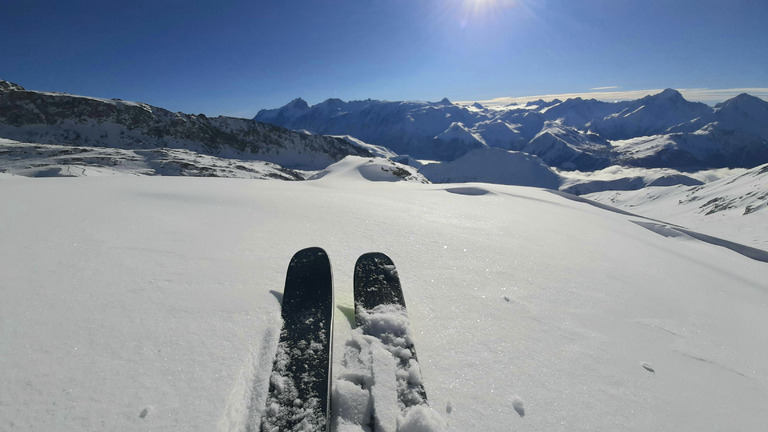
260,247,426,432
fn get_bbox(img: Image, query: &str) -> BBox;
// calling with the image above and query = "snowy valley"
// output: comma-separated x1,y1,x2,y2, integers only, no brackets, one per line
1,80,768,431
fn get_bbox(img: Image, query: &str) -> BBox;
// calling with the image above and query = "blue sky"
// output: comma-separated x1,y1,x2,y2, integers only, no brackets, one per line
2,0,767,117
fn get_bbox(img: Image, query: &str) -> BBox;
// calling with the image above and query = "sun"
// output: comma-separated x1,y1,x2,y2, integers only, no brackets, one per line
456,0,533,27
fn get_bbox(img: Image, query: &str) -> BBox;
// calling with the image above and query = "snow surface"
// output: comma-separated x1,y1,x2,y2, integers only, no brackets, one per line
0,139,303,180
419,148,561,189
1,157,767,431
335,303,442,432
586,163,768,250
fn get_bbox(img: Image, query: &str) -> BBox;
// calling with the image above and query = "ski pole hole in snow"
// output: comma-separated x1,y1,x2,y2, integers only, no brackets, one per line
443,186,493,196
512,396,525,417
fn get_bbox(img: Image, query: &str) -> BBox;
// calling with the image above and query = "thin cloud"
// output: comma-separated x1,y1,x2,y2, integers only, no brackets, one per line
591,86,620,90
462,88,768,107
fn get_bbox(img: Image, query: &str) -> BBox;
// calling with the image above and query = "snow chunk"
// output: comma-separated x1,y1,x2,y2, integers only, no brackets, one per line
333,379,371,426
397,405,446,432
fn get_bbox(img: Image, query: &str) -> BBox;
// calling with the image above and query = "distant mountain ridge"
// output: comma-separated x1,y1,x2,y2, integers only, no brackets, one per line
0,80,371,170
255,90,768,170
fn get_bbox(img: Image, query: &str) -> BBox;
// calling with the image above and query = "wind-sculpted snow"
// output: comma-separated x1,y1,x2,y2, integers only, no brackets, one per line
256,89,768,170
632,221,768,263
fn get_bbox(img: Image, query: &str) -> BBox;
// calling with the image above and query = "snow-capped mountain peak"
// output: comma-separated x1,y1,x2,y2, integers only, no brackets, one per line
651,88,686,102
255,89,768,170
434,121,484,143
286,97,310,110
0,79,25,92
714,93,768,121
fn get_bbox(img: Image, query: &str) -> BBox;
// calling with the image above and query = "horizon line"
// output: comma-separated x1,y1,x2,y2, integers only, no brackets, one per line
459,88,768,107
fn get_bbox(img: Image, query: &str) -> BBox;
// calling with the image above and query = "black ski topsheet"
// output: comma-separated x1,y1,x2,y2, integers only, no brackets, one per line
262,247,334,432
353,252,428,407
354,252,407,322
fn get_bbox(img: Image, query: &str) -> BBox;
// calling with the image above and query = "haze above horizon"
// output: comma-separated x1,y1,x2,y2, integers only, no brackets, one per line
2,0,767,118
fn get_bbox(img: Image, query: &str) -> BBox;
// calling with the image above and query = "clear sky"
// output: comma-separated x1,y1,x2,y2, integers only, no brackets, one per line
2,0,767,117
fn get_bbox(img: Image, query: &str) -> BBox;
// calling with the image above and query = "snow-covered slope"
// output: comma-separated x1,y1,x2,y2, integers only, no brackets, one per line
1,160,766,431
471,119,526,150
586,163,768,249
419,148,562,189
431,122,488,160
589,89,712,140
559,165,705,195
333,135,398,158
0,138,304,179
660,93,768,167
523,121,611,170
0,80,371,170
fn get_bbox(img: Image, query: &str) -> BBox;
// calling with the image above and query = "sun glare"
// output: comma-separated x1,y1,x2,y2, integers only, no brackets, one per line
457,0,534,28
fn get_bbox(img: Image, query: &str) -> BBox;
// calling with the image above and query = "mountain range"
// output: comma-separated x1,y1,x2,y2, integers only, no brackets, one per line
255,89,768,170
2,79,768,198
0,80,371,171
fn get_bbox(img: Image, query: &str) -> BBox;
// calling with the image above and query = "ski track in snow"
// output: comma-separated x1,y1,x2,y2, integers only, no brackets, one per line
333,304,445,432
218,326,279,432
552,189,768,263
632,221,768,263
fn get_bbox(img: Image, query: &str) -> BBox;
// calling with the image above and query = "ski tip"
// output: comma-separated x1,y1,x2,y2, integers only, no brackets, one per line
283,247,333,315
354,252,406,311
355,251,395,268
292,246,329,259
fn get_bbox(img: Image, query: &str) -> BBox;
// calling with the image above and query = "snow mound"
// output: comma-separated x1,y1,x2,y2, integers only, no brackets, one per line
419,148,561,189
309,156,429,183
